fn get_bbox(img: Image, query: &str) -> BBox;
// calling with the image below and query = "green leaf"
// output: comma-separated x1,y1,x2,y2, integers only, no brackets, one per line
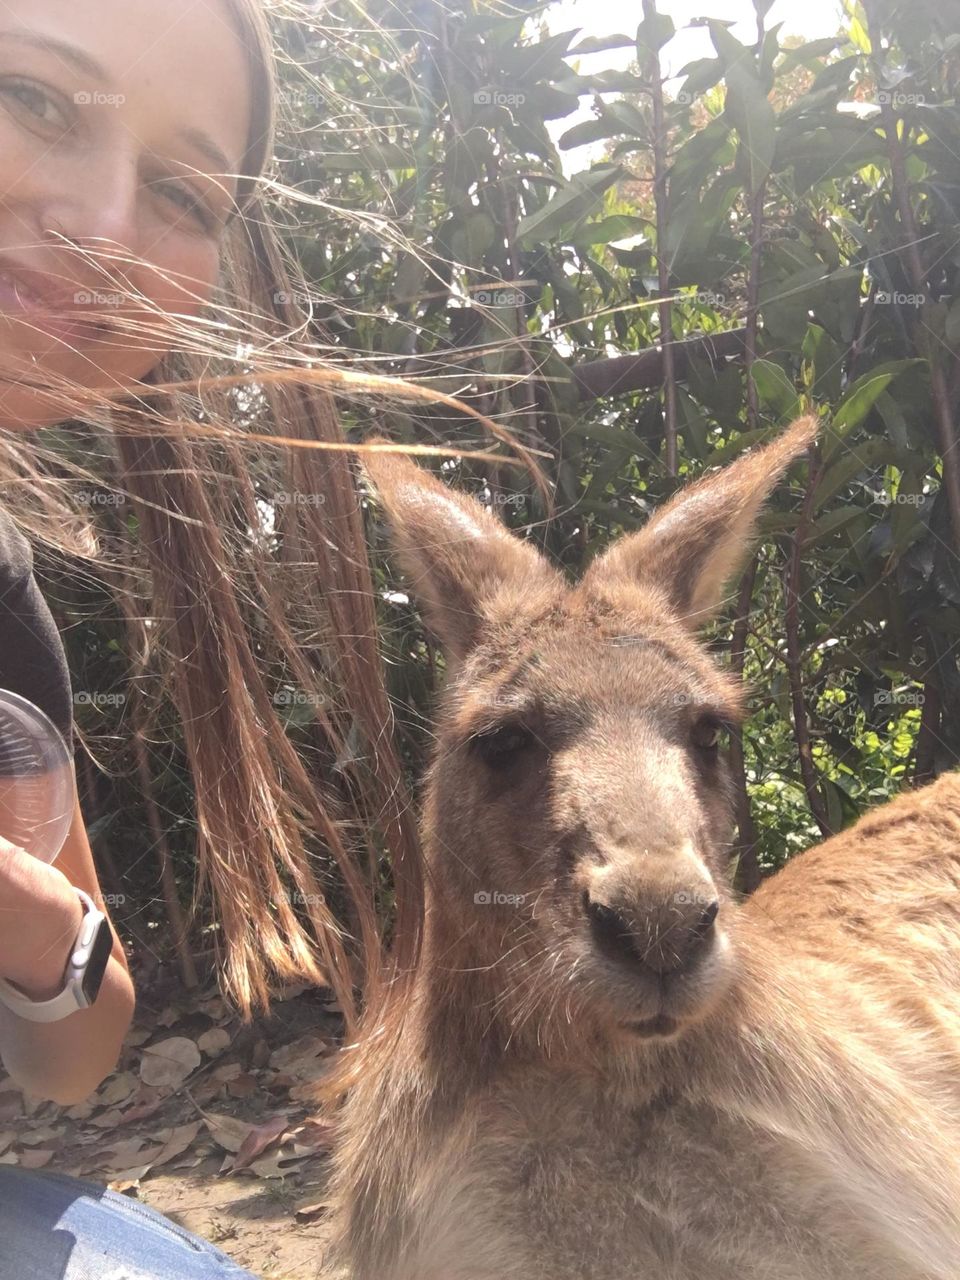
677,388,710,460
636,11,676,58
813,437,909,510
603,100,649,135
778,36,841,72
831,360,924,436
874,389,912,449
569,33,636,54
572,215,648,247
751,359,801,421
558,116,618,149
806,506,869,545
673,56,724,100
710,24,776,191
497,29,580,82
821,777,846,832
450,212,497,265
516,166,623,244
567,418,650,454
801,323,843,402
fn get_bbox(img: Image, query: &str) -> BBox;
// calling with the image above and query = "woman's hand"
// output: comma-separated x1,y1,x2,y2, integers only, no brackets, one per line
0,803,134,1105
0,836,84,1001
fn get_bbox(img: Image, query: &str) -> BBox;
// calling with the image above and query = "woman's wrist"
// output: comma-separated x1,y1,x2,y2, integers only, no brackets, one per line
0,841,86,1001
8,896,84,1001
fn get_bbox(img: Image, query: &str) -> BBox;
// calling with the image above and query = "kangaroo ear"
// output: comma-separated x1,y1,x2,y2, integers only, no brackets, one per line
581,416,818,626
361,441,553,659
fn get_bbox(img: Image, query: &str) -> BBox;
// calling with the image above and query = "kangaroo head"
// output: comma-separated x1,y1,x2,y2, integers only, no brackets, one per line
363,418,816,1048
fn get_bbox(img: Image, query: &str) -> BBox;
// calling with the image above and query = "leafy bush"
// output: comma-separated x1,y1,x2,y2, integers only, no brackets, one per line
50,0,960,962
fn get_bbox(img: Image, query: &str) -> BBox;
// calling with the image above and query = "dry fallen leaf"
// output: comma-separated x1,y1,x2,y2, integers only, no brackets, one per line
116,1095,163,1125
289,1118,335,1154
268,1036,333,1080
107,1175,143,1194
139,1037,202,1089
90,1107,131,1130
232,1115,290,1171
198,996,226,1020
19,1148,55,1169
98,1136,149,1174
64,1099,96,1122
294,1199,328,1222
19,1124,62,1147
227,1073,258,1100
97,1072,139,1108
247,1146,309,1180
211,1062,242,1084
202,1111,254,1154
151,1121,203,1169
197,1028,231,1057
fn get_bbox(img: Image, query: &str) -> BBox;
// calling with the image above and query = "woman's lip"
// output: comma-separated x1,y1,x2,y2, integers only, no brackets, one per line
0,269,109,341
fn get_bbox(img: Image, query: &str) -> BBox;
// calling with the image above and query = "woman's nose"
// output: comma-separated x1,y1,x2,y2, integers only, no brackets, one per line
43,152,141,268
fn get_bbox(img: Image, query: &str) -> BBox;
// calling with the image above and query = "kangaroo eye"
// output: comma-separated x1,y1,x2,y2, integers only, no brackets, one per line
471,724,535,769
691,716,727,753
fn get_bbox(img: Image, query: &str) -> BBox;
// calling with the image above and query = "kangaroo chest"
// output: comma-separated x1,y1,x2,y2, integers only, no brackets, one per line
412,1075,935,1280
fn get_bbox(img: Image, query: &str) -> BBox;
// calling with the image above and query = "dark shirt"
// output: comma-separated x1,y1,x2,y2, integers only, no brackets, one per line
0,506,73,741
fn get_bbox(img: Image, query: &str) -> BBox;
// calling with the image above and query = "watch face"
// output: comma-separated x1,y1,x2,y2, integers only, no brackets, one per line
81,920,114,1005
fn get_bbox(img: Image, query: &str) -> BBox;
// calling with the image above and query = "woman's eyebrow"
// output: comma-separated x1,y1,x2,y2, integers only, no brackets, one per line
0,30,236,184
0,29,110,82
177,127,233,180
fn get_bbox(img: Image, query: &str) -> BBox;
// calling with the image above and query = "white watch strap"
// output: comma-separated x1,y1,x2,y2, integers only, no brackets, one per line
0,888,105,1023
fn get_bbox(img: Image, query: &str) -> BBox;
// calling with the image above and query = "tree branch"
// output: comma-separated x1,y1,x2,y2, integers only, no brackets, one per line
729,557,762,892
866,2,960,551
783,447,833,837
572,327,748,401
642,0,679,475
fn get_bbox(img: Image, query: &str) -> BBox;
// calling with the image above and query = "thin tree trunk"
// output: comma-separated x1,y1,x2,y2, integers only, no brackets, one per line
77,749,123,896
642,0,678,476
783,449,832,836
573,328,748,400
744,183,766,432
912,678,941,787
115,580,199,990
866,1,960,550
730,558,762,892
131,729,199,989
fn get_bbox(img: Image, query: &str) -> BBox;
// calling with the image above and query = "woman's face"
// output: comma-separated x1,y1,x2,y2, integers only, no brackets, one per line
0,0,252,429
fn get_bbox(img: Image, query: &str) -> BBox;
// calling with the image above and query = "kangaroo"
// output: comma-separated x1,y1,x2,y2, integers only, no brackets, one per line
325,416,960,1280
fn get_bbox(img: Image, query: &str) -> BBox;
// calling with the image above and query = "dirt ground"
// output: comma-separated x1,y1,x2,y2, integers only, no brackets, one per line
0,977,344,1278
137,1162,334,1278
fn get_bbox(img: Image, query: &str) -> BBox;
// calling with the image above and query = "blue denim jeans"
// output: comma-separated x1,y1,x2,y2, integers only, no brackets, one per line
0,1166,260,1279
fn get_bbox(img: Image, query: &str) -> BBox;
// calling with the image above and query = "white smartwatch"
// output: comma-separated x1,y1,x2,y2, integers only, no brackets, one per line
0,887,113,1022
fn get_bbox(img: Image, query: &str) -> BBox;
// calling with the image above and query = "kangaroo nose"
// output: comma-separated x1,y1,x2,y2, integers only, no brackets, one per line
584,891,719,976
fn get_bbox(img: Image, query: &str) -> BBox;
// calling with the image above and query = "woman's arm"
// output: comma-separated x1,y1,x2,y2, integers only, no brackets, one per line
0,798,135,1105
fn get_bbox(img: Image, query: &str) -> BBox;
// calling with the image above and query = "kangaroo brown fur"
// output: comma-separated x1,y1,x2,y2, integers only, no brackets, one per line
326,417,960,1280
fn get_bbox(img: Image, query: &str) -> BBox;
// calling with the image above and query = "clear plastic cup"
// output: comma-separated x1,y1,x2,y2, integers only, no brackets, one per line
0,689,75,863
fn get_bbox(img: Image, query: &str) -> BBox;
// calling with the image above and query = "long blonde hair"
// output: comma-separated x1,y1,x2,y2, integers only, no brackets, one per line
1,0,528,1023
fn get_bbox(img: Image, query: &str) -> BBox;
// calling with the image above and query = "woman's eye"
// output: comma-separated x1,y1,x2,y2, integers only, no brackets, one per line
149,179,217,232
0,79,71,134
